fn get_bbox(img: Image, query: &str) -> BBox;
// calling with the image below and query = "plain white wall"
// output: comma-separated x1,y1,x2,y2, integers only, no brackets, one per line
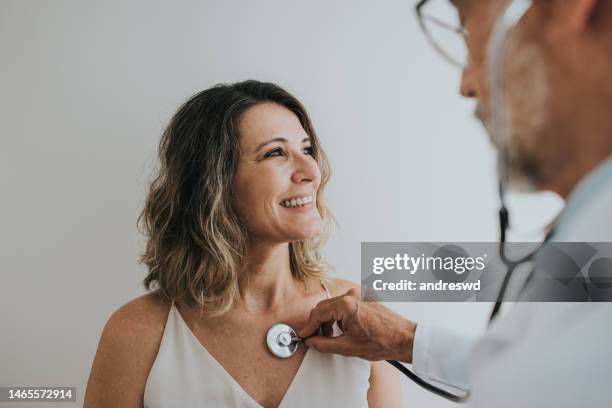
0,1,563,407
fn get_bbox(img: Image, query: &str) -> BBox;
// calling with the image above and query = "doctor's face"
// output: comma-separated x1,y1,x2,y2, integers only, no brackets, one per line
232,102,322,244
450,0,572,193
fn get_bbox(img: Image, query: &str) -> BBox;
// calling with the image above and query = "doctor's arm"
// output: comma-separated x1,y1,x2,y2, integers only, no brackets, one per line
411,323,476,393
298,289,476,393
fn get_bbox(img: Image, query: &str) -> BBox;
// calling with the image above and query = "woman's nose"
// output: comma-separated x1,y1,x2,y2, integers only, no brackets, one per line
290,153,319,184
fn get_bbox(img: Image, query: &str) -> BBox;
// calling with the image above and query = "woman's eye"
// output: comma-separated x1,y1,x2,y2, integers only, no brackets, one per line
303,146,314,156
264,147,284,158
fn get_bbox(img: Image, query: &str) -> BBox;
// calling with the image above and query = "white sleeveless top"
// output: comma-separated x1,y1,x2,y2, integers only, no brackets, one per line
143,283,371,407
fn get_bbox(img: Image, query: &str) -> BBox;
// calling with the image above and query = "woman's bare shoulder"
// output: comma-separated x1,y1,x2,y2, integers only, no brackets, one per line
98,290,172,350
107,290,172,333
84,291,172,407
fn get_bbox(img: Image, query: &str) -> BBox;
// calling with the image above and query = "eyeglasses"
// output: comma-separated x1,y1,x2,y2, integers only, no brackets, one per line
415,0,469,69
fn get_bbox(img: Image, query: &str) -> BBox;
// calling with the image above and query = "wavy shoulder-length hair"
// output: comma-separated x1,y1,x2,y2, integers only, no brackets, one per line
137,80,332,315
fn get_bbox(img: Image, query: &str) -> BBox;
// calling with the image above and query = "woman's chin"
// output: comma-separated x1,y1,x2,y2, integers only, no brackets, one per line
286,222,322,242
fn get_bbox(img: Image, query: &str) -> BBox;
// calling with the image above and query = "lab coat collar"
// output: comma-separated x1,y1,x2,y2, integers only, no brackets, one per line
552,155,612,239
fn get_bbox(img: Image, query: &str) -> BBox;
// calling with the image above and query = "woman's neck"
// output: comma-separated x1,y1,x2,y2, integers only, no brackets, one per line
238,240,304,312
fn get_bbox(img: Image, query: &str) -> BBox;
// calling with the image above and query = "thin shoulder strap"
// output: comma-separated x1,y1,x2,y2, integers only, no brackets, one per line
320,279,332,299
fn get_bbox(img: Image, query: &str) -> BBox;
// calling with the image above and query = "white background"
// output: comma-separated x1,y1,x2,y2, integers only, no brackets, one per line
0,1,563,406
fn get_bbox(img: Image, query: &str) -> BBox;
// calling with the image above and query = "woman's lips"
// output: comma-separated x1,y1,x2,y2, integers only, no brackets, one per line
281,201,314,212
279,195,314,208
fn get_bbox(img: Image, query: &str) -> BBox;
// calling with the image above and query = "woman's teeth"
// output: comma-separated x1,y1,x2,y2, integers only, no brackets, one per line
280,195,313,208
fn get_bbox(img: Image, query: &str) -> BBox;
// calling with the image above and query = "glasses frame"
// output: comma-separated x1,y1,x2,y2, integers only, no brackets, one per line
415,0,470,68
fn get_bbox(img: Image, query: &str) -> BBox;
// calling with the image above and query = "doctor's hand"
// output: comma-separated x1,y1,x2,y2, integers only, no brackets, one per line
297,289,417,363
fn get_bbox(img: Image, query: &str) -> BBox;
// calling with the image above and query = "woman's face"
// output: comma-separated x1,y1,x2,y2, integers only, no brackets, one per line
232,102,322,243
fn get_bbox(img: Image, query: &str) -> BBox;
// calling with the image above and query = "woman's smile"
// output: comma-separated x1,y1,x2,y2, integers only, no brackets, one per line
280,201,315,213
279,194,315,209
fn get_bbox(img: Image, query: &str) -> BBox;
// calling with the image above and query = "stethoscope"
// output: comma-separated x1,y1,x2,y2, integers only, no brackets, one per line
265,0,548,403
266,323,305,359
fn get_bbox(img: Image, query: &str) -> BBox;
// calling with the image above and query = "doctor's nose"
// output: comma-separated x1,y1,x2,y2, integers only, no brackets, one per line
460,66,478,99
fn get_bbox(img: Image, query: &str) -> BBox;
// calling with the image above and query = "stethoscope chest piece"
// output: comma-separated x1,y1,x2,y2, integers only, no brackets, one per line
266,323,299,358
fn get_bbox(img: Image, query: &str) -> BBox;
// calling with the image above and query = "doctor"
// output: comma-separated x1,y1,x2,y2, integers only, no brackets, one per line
298,0,612,406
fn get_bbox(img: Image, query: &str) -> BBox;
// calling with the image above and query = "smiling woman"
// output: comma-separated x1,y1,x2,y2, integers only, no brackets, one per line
137,81,333,316
83,80,401,408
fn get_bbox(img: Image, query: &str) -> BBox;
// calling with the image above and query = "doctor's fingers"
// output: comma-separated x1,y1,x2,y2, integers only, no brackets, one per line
298,302,348,338
313,288,359,309
304,334,356,357
298,293,359,338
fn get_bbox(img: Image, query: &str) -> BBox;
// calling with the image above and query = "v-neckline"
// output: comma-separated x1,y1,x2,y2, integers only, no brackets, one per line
172,303,311,408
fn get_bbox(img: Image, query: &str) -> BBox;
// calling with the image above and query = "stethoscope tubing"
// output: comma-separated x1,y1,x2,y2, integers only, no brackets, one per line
384,195,551,404
386,360,468,402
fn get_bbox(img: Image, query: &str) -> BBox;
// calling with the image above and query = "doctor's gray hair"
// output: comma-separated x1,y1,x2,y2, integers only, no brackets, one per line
137,80,332,315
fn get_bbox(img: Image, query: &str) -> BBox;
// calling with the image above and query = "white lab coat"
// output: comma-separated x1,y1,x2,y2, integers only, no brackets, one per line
412,156,612,408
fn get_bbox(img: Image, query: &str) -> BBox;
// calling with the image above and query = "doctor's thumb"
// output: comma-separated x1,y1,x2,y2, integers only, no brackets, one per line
305,335,351,356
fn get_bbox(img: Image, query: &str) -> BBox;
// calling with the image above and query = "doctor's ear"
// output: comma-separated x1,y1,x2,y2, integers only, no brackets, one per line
547,0,601,34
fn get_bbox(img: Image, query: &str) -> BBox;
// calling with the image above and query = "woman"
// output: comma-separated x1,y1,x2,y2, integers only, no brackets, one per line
84,80,401,407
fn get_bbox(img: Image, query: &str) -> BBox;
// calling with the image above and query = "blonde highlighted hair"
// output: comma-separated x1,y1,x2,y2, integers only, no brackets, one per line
137,80,332,315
